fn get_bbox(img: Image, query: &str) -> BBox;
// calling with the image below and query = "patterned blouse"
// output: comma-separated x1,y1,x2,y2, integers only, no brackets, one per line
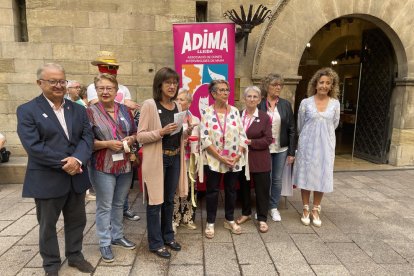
87,102,137,174
200,105,247,173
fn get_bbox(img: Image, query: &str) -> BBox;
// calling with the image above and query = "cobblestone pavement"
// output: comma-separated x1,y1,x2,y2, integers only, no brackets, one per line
1,170,414,275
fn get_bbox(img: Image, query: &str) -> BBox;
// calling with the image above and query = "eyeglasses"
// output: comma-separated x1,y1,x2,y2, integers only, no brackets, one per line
163,81,179,87
68,86,81,90
99,65,119,70
216,88,230,94
39,79,68,86
270,83,283,88
246,94,259,99
96,86,116,92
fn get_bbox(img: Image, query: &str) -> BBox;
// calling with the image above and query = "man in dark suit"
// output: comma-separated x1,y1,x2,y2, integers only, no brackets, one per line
16,63,94,276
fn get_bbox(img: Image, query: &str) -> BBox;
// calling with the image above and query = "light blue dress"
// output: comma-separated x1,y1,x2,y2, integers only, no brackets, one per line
293,96,340,193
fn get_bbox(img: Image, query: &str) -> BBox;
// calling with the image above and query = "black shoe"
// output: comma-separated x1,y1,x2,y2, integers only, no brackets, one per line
165,240,181,251
151,247,171,259
111,237,136,250
68,259,94,273
100,246,114,263
123,209,141,221
45,271,58,276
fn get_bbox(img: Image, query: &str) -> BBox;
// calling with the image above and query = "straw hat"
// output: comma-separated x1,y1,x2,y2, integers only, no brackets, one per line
91,51,120,66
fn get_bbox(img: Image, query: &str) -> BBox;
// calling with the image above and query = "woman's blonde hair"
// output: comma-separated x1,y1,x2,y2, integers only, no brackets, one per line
178,88,193,103
307,67,339,99
94,73,119,91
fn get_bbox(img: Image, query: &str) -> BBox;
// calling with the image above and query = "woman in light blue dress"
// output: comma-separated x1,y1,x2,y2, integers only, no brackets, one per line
293,68,340,227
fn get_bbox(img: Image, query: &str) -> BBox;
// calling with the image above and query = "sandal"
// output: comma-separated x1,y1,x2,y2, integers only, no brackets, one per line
205,223,215,239
236,215,251,225
311,205,322,227
258,221,268,233
301,204,310,226
223,220,242,235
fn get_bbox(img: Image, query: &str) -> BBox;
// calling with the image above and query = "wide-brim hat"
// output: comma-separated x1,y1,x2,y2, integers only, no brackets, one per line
91,50,120,66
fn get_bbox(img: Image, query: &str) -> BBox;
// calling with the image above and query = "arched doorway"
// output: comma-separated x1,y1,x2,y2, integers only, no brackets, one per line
296,17,397,164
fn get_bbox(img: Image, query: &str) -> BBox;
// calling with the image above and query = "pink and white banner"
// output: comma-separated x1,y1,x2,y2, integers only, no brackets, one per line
173,23,235,119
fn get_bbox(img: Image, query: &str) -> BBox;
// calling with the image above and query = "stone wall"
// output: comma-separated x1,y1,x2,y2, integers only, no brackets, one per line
0,0,276,156
1,0,413,166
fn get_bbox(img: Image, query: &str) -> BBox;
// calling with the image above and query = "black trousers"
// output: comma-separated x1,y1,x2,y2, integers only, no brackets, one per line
205,166,239,223
239,167,270,222
35,187,86,272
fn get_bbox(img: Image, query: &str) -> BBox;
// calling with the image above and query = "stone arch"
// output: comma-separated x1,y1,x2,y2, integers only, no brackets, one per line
251,0,414,166
252,0,409,85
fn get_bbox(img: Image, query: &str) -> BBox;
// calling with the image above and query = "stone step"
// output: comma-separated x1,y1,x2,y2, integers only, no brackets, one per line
0,156,27,184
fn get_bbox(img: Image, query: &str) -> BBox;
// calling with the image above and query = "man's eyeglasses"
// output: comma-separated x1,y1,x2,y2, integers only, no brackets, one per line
216,88,230,94
39,79,68,87
163,81,179,87
96,86,116,92
99,65,119,70
68,86,81,90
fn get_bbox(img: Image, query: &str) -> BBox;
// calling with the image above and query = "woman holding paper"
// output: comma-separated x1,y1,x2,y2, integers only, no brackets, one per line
200,79,248,239
137,67,190,259
86,73,137,262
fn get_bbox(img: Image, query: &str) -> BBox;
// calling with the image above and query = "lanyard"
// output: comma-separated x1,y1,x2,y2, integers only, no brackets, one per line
214,106,228,146
266,97,279,123
98,102,119,139
242,112,254,132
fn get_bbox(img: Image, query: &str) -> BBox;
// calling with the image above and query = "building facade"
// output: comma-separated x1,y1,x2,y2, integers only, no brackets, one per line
0,0,413,166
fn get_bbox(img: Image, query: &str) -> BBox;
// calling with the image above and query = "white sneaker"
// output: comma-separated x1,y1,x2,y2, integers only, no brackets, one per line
270,208,281,222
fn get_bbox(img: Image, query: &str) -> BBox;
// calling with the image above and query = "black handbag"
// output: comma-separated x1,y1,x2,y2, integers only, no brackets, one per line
0,148,10,163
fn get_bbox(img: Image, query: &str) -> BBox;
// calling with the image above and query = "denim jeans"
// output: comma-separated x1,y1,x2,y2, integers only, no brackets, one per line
147,154,180,251
92,169,132,247
269,150,288,209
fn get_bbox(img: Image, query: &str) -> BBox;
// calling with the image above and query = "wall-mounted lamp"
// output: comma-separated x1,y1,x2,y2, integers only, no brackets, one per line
223,4,272,56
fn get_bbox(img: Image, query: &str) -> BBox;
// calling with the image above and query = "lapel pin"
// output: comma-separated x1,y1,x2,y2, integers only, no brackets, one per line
42,113,48,118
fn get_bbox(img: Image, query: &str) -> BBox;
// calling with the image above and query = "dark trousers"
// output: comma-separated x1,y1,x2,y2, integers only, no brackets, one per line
147,154,180,251
239,168,270,222
35,187,86,272
205,166,239,223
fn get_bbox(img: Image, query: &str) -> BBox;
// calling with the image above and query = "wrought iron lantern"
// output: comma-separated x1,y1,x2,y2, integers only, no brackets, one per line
224,4,272,56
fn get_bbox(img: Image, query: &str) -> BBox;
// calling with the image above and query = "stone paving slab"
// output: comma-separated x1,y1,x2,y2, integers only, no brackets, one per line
0,170,414,275
343,262,389,276
311,264,351,275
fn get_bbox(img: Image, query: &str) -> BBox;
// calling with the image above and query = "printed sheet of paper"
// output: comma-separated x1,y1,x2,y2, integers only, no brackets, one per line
171,111,187,135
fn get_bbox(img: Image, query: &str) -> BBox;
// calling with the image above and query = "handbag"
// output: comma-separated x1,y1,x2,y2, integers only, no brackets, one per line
281,159,293,196
0,148,11,163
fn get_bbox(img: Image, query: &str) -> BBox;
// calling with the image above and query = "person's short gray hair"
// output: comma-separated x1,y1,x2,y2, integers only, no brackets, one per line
243,86,261,98
36,63,65,80
178,88,193,103
67,80,80,88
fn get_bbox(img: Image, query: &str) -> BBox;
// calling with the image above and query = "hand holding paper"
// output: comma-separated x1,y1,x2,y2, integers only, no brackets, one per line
171,111,187,135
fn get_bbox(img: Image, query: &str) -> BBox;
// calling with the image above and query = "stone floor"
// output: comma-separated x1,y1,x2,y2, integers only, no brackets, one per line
1,169,414,275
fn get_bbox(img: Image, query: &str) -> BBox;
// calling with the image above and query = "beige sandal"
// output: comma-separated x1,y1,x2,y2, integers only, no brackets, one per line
223,220,242,235
236,215,251,225
259,221,269,233
205,223,215,239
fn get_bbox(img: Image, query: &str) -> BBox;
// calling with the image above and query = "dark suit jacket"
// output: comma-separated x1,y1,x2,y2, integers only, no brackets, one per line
17,94,93,199
245,110,273,173
258,97,296,156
